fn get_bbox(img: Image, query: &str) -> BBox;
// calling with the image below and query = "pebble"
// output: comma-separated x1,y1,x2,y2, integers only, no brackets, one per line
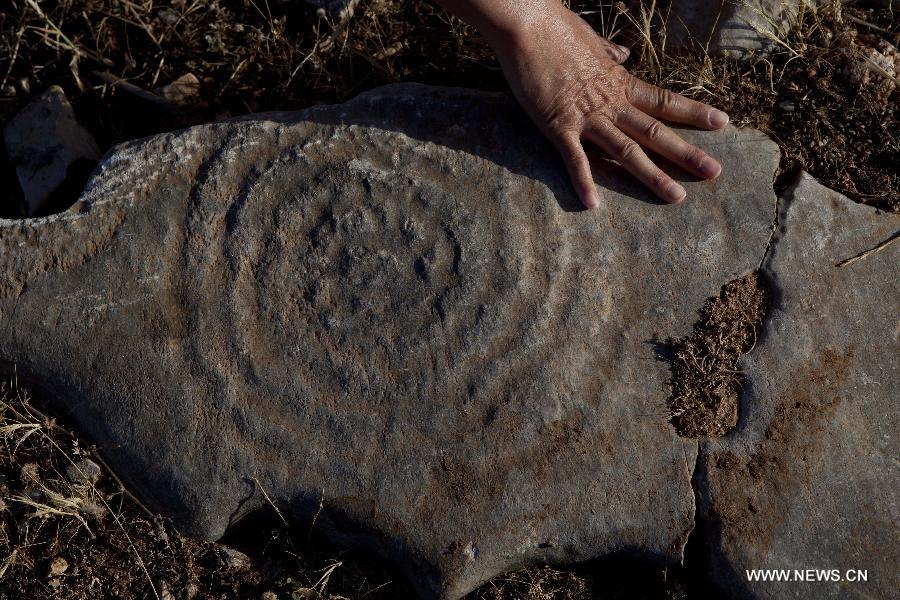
778,100,796,113
78,501,107,519
217,546,252,569
2,86,101,216
66,458,102,485
144,578,174,600
155,73,201,106
49,557,69,576
184,580,200,600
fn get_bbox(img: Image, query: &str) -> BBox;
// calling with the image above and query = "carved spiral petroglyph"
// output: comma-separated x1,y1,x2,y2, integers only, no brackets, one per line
171,125,597,470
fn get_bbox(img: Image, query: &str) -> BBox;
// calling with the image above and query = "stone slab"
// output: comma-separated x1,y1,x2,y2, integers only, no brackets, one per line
699,173,900,599
0,84,779,598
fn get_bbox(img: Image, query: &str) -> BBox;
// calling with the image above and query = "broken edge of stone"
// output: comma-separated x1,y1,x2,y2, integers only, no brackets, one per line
695,172,900,600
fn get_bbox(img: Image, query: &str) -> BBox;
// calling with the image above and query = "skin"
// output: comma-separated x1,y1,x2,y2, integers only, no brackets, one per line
435,0,730,207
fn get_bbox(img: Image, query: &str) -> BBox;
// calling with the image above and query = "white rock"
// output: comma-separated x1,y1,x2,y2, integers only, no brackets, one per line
3,86,100,216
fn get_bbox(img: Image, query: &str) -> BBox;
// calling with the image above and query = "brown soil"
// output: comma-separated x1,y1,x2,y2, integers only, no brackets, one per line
1,2,897,215
668,272,769,438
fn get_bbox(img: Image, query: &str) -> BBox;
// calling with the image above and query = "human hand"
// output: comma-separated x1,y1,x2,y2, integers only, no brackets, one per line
483,2,729,208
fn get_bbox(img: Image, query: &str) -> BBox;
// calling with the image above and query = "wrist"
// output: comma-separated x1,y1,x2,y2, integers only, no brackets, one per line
436,0,560,50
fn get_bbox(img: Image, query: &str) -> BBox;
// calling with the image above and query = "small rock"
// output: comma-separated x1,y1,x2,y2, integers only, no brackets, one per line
155,73,201,106
2,86,101,216
49,556,69,576
158,8,179,26
78,500,107,519
260,593,279,600
631,1,834,59
20,462,39,482
183,580,200,600
778,100,796,113
144,578,174,600
217,546,252,569
305,0,359,20
839,38,897,105
65,458,102,485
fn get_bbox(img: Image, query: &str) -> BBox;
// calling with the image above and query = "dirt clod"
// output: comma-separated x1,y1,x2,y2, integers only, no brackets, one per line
668,272,769,438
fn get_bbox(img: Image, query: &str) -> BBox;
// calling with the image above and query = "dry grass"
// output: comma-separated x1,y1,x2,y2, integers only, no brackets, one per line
623,1,898,209
1,1,896,210
667,272,769,438
0,378,406,599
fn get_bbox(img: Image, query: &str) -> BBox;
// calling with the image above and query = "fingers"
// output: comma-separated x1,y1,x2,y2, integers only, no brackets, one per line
616,109,721,180
553,134,601,209
585,119,687,204
626,77,729,130
598,39,631,65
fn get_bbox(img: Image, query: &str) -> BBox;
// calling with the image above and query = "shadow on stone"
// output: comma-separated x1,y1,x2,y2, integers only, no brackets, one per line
249,85,705,211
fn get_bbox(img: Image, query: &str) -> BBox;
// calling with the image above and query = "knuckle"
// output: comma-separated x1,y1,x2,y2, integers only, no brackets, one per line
568,152,588,169
619,141,642,162
657,89,679,111
684,147,707,169
651,170,671,191
559,142,587,169
625,76,639,100
645,120,665,142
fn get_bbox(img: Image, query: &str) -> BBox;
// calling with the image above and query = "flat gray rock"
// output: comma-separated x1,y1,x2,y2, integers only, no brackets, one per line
698,173,900,599
3,86,100,216
0,84,778,598
639,0,813,57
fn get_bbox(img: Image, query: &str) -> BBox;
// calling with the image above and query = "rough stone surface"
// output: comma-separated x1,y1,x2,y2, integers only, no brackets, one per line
0,84,779,598
3,86,101,216
640,0,814,57
699,173,900,599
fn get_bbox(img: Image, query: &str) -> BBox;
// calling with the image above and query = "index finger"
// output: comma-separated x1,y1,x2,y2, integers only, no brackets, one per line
626,77,729,130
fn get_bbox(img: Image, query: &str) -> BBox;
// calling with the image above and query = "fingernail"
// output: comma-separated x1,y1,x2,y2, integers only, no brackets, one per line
617,45,630,59
708,109,729,129
698,156,722,179
585,191,600,209
666,182,687,203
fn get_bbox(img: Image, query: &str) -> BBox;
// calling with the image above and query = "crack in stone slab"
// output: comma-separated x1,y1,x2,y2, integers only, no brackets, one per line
692,172,900,599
